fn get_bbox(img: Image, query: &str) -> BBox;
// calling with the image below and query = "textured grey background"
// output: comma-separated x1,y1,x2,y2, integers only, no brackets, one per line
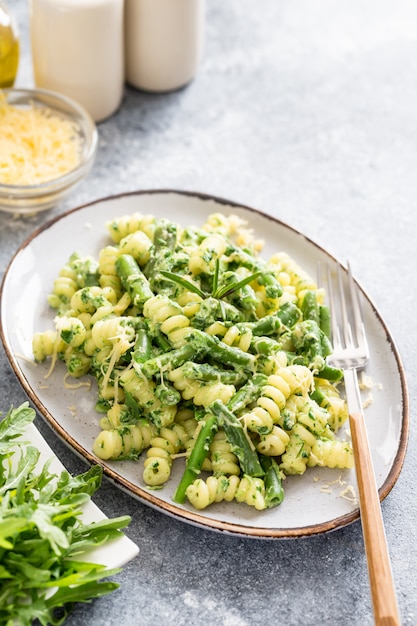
1,1,416,624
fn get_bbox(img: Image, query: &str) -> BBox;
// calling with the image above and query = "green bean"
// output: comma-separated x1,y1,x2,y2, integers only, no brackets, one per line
227,374,267,413
250,336,281,356
301,290,320,324
145,220,179,295
116,254,153,307
248,314,283,336
140,344,198,378
228,247,283,299
186,329,256,370
173,415,218,503
210,401,264,477
132,327,154,364
315,365,343,382
70,252,100,287
180,362,246,386
276,301,302,328
260,455,284,508
319,303,331,339
291,319,324,362
155,381,182,405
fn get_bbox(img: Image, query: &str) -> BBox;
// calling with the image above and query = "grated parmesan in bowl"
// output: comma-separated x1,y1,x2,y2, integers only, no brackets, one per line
0,88,98,214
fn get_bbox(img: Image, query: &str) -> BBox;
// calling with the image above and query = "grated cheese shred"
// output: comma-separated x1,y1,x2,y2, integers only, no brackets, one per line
0,93,82,185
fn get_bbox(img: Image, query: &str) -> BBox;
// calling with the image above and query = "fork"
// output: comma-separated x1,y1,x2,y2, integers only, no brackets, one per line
324,261,400,626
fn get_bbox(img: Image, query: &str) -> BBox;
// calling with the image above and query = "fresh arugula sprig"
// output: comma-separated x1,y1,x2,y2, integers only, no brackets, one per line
0,403,133,626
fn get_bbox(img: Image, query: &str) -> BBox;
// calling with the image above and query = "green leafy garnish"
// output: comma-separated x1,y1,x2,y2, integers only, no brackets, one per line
159,266,263,301
0,403,133,626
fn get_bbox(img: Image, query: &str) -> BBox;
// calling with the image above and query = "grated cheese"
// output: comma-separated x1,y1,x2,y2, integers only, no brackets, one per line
340,485,358,503
0,93,82,185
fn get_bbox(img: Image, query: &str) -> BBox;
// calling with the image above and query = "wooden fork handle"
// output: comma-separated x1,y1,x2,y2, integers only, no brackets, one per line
349,408,401,626
343,368,400,624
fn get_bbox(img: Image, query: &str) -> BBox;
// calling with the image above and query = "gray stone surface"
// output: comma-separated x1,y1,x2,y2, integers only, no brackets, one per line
1,1,416,624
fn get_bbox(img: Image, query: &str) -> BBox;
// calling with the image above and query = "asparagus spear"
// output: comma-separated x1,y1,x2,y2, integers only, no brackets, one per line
260,455,285,507
227,246,283,299
210,401,264,478
173,415,218,503
145,220,179,295
139,344,198,378
291,319,343,380
116,254,153,308
227,374,267,413
132,326,154,364
186,329,256,370
275,301,302,328
300,290,320,324
180,361,247,386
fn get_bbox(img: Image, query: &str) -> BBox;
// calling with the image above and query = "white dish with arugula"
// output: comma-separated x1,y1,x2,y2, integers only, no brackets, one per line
0,403,139,624
0,190,409,538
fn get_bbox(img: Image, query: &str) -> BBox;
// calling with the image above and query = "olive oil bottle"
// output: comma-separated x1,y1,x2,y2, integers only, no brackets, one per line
0,1,19,88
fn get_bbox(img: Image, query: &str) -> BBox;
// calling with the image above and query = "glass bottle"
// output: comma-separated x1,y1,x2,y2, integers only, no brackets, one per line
125,0,205,93
29,0,124,122
0,0,19,88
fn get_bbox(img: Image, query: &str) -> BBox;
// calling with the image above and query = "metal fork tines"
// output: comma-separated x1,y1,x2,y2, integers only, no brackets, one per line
326,261,369,372
324,260,400,626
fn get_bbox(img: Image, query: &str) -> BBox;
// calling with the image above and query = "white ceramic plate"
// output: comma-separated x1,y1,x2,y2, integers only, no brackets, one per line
20,422,139,568
0,190,409,539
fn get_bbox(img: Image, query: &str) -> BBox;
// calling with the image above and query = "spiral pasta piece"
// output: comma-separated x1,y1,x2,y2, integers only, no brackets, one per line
174,407,197,438
280,423,318,475
268,251,323,305
284,394,334,440
63,347,92,378
143,294,193,348
256,425,290,456
188,233,227,275
168,368,235,407
48,272,78,311
238,365,313,435
32,330,63,363
54,315,86,348
239,407,274,436
308,439,354,469
185,475,266,511
143,423,190,486
299,404,334,440
92,420,156,460
120,368,176,428
201,212,238,237
175,289,204,317
205,322,253,353
314,378,349,432
201,212,262,251
91,317,135,351
98,245,119,277
98,245,123,296
99,402,130,430
118,230,153,266
106,212,156,243
46,252,99,311
70,286,114,315
210,430,240,476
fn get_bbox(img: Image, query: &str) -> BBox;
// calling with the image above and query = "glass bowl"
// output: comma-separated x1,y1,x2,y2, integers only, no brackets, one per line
0,88,98,214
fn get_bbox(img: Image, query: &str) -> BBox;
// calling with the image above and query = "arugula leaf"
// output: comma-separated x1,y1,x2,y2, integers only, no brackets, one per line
0,403,134,625
0,402,35,441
